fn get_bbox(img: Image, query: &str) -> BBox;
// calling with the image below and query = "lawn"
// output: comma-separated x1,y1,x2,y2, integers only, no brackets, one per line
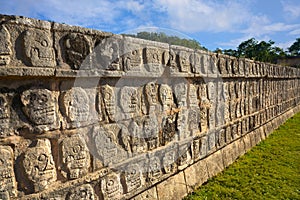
184,112,300,200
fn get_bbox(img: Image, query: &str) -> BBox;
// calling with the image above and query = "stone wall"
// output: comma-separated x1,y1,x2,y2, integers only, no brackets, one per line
0,14,300,200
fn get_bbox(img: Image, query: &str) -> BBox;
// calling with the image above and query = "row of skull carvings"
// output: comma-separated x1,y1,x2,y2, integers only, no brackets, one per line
0,78,299,138
0,89,299,198
1,96,298,199
1,23,300,79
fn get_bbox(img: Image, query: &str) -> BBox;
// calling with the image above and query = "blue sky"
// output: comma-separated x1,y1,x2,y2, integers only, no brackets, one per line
1,0,300,50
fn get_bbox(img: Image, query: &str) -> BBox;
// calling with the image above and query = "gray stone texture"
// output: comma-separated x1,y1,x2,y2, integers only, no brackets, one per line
0,14,299,199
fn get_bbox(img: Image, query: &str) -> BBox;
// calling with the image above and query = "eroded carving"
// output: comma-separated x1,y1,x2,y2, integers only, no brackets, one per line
66,184,96,200
143,115,159,150
124,49,142,72
93,125,127,166
0,146,17,198
0,94,10,137
159,84,174,112
147,156,162,182
61,134,90,179
162,146,177,174
61,87,89,126
144,82,157,113
23,139,56,192
123,163,143,193
64,33,90,69
21,88,57,131
100,85,116,122
120,86,139,117
100,173,122,200
144,48,162,72
0,25,12,66
96,38,120,70
23,29,55,67
178,51,191,72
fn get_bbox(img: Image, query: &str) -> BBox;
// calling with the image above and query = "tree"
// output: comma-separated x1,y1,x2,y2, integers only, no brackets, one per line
288,38,300,56
123,32,207,50
221,38,286,63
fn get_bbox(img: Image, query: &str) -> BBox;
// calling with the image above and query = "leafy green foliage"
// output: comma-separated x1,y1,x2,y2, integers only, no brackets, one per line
123,32,207,50
288,38,300,56
184,112,300,200
217,38,287,63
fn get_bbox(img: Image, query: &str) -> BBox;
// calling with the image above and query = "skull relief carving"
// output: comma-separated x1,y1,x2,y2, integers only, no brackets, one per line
61,134,90,180
100,173,122,200
23,139,56,192
21,88,57,130
0,146,17,198
61,87,90,126
23,29,55,67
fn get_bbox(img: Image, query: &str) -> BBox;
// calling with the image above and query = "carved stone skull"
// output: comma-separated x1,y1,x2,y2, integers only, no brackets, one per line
23,29,55,67
21,88,56,126
61,134,90,179
23,139,56,192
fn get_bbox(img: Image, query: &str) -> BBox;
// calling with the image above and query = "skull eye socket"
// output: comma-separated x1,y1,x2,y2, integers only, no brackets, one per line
73,145,81,153
41,40,48,47
107,179,114,187
38,154,47,162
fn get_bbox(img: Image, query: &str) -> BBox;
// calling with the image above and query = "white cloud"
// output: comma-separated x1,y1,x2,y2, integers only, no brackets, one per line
153,0,252,32
282,0,300,19
240,14,300,38
289,28,300,35
277,40,294,50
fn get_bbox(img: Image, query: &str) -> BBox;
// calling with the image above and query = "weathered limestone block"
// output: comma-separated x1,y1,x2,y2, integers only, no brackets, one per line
122,37,143,73
144,47,168,73
66,184,97,200
23,139,56,192
184,159,208,193
100,173,123,200
60,134,91,180
23,29,55,67
93,35,122,71
162,143,178,174
159,84,174,112
168,45,193,75
98,84,116,122
216,128,226,148
0,25,12,66
120,86,140,119
0,93,12,137
147,155,162,183
92,124,128,166
60,87,90,128
131,187,158,200
205,150,224,178
143,82,158,114
0,146,17,198
156,171,187,200
21,88,59,133
177,140,193,170
63,33,91,69
121,163,144,193
199,83,210,133
142,115,159,151
194,50,209,76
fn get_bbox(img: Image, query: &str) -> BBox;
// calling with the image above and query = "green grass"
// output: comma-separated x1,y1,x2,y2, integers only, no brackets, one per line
184,112,300,200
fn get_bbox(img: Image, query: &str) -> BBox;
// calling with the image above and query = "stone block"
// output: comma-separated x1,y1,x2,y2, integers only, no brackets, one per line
156,171,187,200
184,160,208,193
205,150,224,178
131,187,158,200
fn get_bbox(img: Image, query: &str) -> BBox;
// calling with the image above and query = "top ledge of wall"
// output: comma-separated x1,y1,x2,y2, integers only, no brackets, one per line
0,13,299,78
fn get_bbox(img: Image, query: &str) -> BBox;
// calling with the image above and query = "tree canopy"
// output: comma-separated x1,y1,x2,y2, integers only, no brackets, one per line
217,38,287,63
288,38,300,56
217,38,300,64
123,32,207,50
